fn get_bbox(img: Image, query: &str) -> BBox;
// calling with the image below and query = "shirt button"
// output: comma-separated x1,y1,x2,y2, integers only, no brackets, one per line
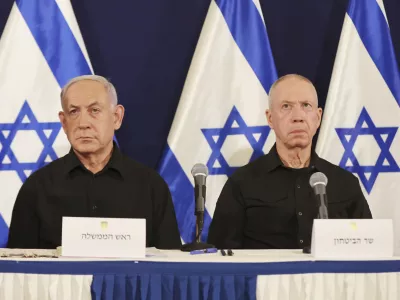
297,184,301,188
300,240,304,244
298,212,303,216
92,205,97,211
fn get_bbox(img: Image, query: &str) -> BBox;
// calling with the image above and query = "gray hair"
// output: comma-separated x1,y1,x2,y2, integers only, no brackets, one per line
268,74,317,108
60,75,118,109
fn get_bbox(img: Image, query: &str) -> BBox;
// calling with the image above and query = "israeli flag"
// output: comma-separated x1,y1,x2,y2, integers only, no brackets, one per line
316,0,400,249
0,0,93,247
158,0,278,243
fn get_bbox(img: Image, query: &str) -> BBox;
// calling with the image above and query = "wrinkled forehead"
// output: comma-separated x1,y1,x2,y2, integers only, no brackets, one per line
63,80,110,107
271,77,318,106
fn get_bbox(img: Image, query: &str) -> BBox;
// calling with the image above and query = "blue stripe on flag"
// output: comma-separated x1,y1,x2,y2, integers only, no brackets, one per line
158,145,211,243
16,0,92,88
0,215,8,247
348,0,400,107
215,0,278,93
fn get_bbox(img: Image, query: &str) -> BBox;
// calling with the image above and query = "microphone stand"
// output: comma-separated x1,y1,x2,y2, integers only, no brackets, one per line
317,193,329,219
181,212,215,251
303,189,329,254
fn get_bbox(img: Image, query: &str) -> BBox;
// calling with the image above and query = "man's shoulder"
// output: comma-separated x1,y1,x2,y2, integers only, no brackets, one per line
316,156,359,185
27,154,68,180
28,152,167,187
230,154,269,182
17,154,68,190
229,153,360,186
119,153,167,185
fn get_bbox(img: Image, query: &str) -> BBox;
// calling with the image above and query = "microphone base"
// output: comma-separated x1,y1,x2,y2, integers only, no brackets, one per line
181,242,215,252
302,246,311,254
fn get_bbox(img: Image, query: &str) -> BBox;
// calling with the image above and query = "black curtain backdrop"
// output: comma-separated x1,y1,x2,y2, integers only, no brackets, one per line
1,0,399,169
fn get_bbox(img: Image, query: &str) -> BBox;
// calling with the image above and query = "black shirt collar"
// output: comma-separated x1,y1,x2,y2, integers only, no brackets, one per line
63,142,126,178
264,143,323,174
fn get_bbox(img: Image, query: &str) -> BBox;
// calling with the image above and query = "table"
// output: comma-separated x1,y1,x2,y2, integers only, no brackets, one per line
0,249,400,300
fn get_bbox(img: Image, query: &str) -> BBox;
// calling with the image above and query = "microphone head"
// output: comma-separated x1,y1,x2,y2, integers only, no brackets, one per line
191,163,208,177
309,172,328,187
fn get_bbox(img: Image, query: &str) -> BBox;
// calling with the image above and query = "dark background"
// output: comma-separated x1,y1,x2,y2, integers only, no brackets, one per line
1,0,399,169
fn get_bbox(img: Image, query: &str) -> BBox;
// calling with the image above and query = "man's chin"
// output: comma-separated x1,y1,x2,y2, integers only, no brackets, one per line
286,138,311,149
73,140,99,154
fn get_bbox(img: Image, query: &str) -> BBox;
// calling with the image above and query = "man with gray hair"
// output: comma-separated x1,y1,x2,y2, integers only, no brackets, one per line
208,74,372,249
7,75,181,250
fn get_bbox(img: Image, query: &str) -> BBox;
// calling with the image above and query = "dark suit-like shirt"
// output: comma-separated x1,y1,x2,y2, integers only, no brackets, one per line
208,145,372,249
7,145,181,249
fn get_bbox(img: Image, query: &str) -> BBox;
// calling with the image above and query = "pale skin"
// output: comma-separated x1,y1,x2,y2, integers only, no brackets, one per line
58,80,125,174
266,76,323,168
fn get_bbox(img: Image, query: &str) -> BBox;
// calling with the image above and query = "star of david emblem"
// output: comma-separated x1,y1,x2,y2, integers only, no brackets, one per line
0,101,62,182
202,106,270,176
336,107,399,194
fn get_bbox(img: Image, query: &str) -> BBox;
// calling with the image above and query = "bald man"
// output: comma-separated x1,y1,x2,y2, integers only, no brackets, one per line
208,74,372,249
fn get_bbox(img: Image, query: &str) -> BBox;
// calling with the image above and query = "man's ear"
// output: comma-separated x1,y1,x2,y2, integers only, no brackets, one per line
266,109,274,129
113,104,125,130
316,107,323,128
58,111,67,134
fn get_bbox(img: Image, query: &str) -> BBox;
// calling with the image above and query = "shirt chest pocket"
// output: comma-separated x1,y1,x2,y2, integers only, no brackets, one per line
239,183,293,234
43,195,87,217
37,194,87,246
241,183,294,216
327,198,350,218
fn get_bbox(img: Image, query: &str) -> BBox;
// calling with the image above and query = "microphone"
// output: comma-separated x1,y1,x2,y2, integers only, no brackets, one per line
309,172,329,219
192,163,208,217
181,163,215,252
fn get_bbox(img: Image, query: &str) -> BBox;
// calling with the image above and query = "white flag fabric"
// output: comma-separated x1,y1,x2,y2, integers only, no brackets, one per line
158,0,278,242
0,0,93,246
316,0,400,248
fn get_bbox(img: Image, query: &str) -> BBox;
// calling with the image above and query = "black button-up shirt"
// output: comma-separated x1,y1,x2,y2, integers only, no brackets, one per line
208,144,372,249
7,145,181,250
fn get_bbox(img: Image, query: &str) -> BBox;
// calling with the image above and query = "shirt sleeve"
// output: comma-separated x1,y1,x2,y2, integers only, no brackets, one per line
151,174,182,249
207,178,245,249
348,177,372,219
7,175,39,249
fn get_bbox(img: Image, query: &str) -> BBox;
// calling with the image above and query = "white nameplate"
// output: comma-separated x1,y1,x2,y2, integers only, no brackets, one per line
311,219,393,259
61,217,146,258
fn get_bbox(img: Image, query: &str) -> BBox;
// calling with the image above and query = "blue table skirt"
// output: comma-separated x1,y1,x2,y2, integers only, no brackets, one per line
91,274,256,300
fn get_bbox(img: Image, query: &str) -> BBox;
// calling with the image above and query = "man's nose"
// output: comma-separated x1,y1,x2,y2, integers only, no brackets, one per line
291,105,305,122
77,111,91,129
